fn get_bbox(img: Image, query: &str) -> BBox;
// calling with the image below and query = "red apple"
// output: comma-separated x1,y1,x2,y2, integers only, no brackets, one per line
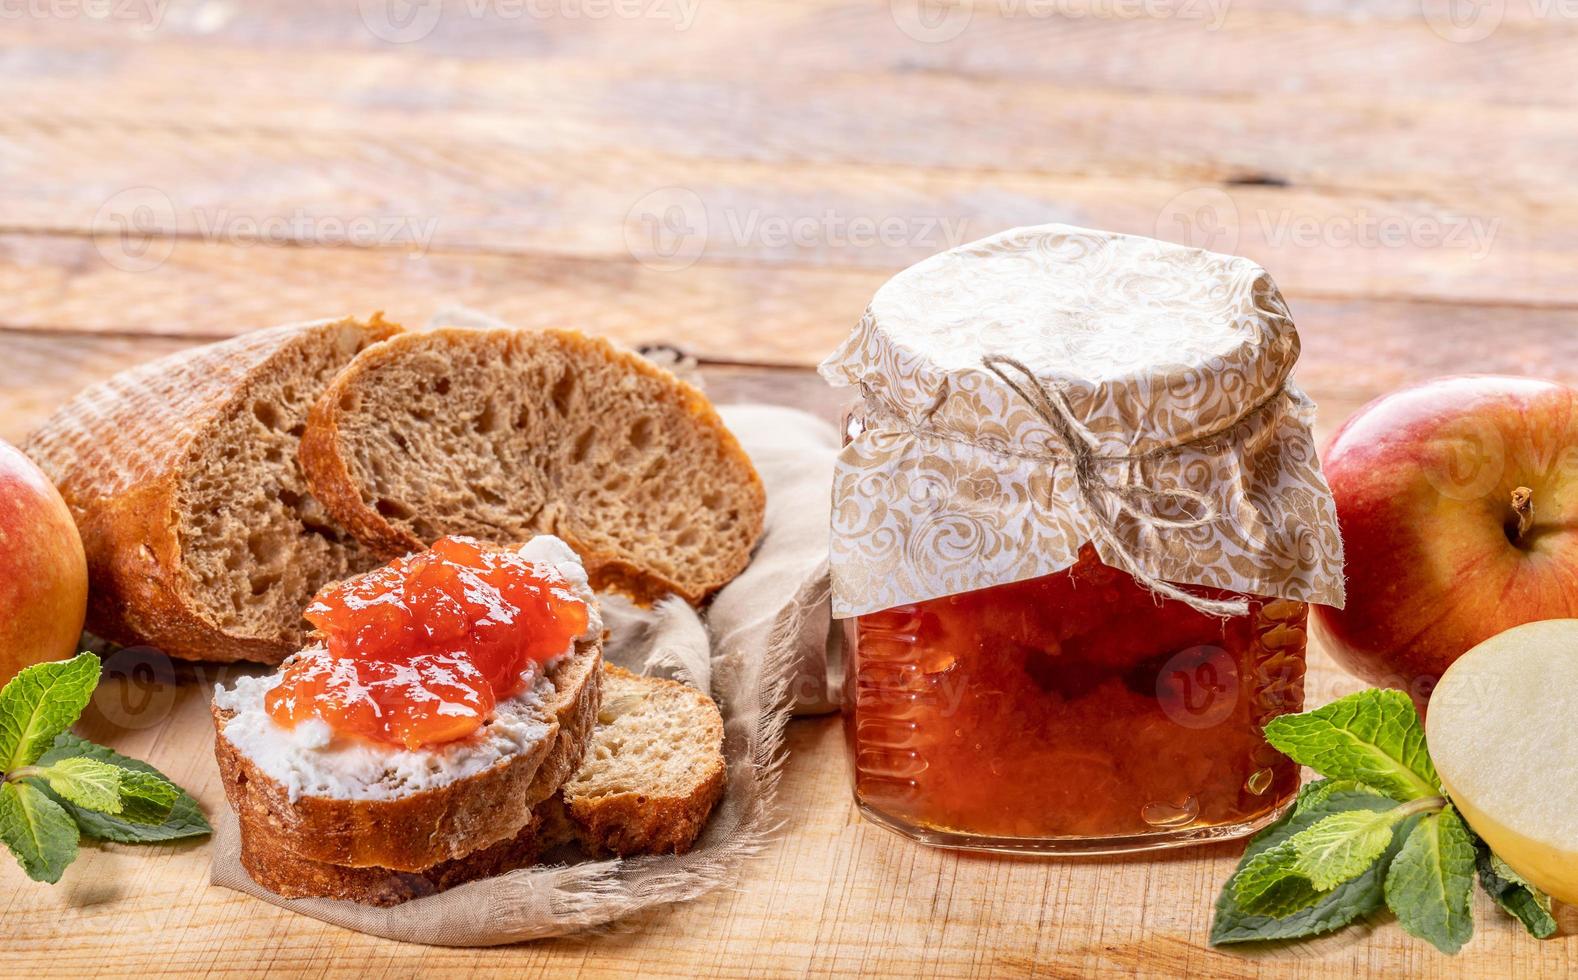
0,439,87,684
1315,376,1578,704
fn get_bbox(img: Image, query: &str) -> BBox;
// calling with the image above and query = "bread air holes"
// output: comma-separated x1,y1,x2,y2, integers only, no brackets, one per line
571,427,596,464
248,570,282,597
252,400,285,431
628,416,655,451
433,376,452,396
551,371,576,416
376,497,415,521
474,401,501,436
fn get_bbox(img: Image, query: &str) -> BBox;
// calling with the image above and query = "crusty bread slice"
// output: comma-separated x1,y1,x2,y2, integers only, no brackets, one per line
232,803,553,906
213,637,602,873
225,664,725,905
23,316,401,663
562,664,726,856
298,328,766,605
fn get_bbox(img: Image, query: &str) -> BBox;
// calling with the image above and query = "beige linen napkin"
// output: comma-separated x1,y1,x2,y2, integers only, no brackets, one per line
210,403,841,944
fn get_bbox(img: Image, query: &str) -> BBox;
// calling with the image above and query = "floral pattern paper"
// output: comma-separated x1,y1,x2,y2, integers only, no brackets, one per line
819,224,1346,619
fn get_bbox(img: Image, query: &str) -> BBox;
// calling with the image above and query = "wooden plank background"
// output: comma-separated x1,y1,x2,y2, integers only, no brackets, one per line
3,0,1577,976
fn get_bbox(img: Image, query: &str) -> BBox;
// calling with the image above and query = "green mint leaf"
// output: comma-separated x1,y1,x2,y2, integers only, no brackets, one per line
1232,839,1323,917
1385,805,1476,954
0,780,80,883
1263,689,1439,801
115,770,178,825
35,733,209,842
0,653,100,771
31,757,123,814
1211,783,1409,944
1290,806,1417,891
1477,846,1557,940
1293,778,1379,814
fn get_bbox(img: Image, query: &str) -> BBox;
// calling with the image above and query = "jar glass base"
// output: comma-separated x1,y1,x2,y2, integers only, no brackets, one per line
852,797,1294,857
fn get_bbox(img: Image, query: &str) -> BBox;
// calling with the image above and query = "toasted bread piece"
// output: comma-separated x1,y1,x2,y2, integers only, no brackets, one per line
298,328,766,605
23,316,401,663
213,638,602,873
226,665,726,905
562,665,725,856
233,803,552,906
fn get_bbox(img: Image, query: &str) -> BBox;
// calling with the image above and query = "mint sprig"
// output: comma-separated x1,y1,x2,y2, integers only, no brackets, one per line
0,654,210,883
37,733,207,840
0,652,98,770
1211,780,1410,943
1385,805,1477,954
1211,688,1556,954
1263,689,1440,801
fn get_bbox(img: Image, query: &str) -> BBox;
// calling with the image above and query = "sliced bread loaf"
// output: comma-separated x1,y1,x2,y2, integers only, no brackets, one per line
213,636,602,873
298,328,766,605
561,664,726,856
227,664,726,905
23,316,401,663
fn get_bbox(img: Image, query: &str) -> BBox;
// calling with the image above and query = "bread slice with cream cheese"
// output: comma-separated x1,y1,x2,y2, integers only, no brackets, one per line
211,535,603,874
219,665,727,905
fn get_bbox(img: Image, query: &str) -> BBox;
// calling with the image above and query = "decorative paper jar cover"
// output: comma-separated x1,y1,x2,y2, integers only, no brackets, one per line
818,223,1346,620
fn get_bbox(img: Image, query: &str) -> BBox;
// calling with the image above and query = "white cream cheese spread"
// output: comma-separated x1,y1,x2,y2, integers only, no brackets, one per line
212,534,600,802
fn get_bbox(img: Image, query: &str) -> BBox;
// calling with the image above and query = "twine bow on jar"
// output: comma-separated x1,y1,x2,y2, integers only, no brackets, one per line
980,354,1250,619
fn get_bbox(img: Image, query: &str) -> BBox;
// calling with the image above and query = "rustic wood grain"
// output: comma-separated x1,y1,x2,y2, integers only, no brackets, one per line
2,241,1575,381
3,46,1576,196
0,136,1560,305
6,0,1576,106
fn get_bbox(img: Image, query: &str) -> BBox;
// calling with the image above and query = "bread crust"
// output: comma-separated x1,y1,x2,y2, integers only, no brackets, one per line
298,327,766,606
567,766,726,857
234,806,551,906
564,665,726,857
213,638,602,872
222,663,727,905
23,315,402,664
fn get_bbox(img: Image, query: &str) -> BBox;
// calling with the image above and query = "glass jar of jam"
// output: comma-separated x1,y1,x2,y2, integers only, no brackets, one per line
844,542,1308,852
820,224,1346,854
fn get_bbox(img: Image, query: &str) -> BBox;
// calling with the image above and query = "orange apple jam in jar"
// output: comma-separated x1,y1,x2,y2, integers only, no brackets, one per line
820,224,1346,853
844,545,1308,850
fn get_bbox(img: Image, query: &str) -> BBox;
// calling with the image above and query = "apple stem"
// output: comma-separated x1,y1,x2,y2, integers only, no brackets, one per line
1510,486,1536,545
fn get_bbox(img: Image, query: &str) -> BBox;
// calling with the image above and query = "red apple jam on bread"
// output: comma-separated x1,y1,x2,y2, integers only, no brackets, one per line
266,536,591,749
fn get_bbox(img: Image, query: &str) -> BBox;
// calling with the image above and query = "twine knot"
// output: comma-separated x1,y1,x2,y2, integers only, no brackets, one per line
980,354,1250,619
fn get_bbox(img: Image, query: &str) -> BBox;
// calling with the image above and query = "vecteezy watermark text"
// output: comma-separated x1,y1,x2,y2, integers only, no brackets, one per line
624,186,975,271
91,187,440,273
1422,0,1578,42
358,0,698,43
889,0,1232,43
0,0,164,26
1156,187,1500,261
